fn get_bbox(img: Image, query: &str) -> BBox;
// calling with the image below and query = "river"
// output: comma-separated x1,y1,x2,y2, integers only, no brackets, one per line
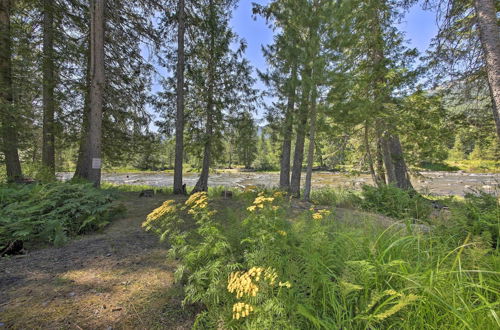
58,170,500,196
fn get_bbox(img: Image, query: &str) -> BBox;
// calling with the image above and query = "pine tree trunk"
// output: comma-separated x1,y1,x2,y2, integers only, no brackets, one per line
364,121,381,187
474,0,500,140
375,124,386,184
74,37,91,179
303,90,318,201
389,135,413,190
85,0,105,187
173,0,185,194
279,68,296,190
192,0,214,193
0,0,22,181
42,0,56,176
192,105,212,193
381,132,412,190
290,69,311,197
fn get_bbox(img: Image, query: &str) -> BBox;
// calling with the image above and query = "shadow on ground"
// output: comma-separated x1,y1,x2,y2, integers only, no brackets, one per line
0,193,196,329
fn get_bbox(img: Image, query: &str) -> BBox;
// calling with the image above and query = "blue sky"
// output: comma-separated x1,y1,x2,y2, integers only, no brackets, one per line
231,0,437,70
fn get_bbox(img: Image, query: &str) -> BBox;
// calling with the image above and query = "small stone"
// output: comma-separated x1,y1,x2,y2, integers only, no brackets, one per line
68,292,76,297
106,253,112,257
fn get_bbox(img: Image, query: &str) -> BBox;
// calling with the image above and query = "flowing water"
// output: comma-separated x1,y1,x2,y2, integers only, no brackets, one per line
58,170,500,196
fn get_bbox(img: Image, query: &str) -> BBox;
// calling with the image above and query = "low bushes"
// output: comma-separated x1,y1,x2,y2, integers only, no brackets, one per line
452,189,499,249
360,184,432,220
0,182,122,250
145,190,499,329
311,184,432,221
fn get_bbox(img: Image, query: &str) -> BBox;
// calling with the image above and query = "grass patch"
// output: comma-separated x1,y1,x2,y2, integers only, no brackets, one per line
101,182,173,194
310,187,361,208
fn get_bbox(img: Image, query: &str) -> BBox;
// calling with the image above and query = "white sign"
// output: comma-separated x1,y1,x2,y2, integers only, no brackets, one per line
92,158,102,169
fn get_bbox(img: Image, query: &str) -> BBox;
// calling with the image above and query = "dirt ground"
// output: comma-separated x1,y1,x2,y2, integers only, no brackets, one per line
0,193,197,330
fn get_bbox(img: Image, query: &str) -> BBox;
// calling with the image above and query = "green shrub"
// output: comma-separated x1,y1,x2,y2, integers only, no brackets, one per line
0,182,123,249
310,187,361,208
360,184,432,220
145,191,498,329
453,189,499,249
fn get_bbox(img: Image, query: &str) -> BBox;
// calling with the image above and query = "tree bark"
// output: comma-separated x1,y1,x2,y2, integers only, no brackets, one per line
192,0,214,193
290,68,311,197
83,0,105,187
381,132,413,190
192,96,213,193
0,0,22,181
173,0,185,194
474,0,500,140
303,89,318,201
364,120,380,186
42,0,56,176
74,34,91,179
375,129,386,184
279,67,297,190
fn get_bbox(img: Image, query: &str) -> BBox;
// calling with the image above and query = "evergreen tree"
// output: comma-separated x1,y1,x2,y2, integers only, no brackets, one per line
0,0,23,181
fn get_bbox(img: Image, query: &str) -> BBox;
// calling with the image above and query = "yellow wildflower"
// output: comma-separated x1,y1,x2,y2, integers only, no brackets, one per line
273,191,284,198
318,209,331,216
312,212,323,220
232,302,254,320
278,281,292,288
247,205,257,212
143,200,176,226
185,191,208,208
227,269,262,298
277,230,287,236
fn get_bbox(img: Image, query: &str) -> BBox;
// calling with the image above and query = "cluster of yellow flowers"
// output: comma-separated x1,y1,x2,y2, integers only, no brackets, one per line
227,267,263,298
311,209,331,220
277,230,287,236
232,302,254,319
228,266,292,321
278,281,292,288
143,200,176,226
247,193,275,212
273,191,284,198
185,191,208,213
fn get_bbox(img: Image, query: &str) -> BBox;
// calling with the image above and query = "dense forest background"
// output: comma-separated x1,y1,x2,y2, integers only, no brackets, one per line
0,0,499,189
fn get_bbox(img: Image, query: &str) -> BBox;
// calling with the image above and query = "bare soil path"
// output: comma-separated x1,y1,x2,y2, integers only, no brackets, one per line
0,193,196,330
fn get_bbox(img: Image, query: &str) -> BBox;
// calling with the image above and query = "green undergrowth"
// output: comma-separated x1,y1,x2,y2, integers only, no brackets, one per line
445,160,500,173
311,184,433,221
144,189,500,329
0,182,124,250
101,182,173,194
